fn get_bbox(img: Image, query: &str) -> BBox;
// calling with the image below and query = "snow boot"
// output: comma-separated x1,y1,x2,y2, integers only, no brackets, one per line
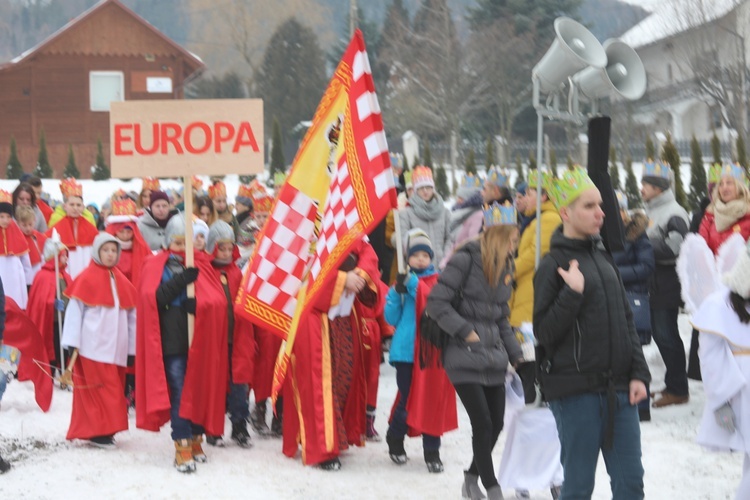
250,400,271,436
550,485,562,499
174,439,196,473
424,449,444,473
231,420,253,448
89,435,116,449
191,435,207,463
461,471,485,499
486,485,503,500
386,433,407,465
0,454,10,474
318,457,341,471
366,412,381,442
206,435,225,447
270,397,283,438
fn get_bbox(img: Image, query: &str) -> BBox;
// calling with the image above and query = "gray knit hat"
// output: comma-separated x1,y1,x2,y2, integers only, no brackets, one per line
406,228,433,259
164,212,186,249
91,232,120,266
207,220,235,254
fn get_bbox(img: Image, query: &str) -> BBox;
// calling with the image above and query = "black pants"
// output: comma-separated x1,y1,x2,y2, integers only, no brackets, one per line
454,382,506,489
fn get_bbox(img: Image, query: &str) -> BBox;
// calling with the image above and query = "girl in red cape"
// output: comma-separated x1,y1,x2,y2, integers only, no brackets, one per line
27,239,72,372
384,229,457,473
15,205,47,286
282,238,379,471
104,198,152,289
135,214,228,474
61,233,137,448
0,191,31,309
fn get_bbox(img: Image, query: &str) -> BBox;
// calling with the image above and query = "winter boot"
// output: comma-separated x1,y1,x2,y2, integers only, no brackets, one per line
386,433,407,465
206,435,225,447
231,420,253,448
550,485,562,499
0,454,10,474
191,435,207,463
318,456,342,471
89,435,116,449
461,471,486,500
424,449,444,473
366,411,381,442
270,397,283,437
174,439,196,473
486,485,504,500
250,400,271,436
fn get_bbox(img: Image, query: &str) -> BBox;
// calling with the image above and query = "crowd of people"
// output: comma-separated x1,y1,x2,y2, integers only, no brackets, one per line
0,157,749,500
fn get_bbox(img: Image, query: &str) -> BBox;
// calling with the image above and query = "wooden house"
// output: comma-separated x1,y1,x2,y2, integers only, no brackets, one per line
0,0,204,178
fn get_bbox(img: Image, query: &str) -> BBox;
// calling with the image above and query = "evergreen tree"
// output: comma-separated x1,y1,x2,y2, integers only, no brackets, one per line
372,0,410,96
609,146,621,190
6,136,23,180
423,142,433,169
63,145,79,179
661,133,688,209
465,149,477,175
528,151,537,170
737,134,748,172
269,118,285,180
711,131,722,164
624,155,641,209
485,136,496,168
186,71,246,99
687,135,707,211
566,155,575,170
645,136,655,160
33,129,53,178
403,154,410,172
549,149,557,177
92,139,110,180
434,165,449,198
515,154,524,183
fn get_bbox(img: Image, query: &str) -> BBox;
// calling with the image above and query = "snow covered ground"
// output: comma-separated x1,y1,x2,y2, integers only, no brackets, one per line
0,314,742,499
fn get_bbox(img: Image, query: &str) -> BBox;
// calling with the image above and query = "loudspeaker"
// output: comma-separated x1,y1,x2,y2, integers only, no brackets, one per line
533,17,607,93
573,39,647,101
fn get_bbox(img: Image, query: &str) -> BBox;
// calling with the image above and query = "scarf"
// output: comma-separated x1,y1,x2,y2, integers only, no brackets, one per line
449,192,484,234
408,192,445,222
712,198,749,232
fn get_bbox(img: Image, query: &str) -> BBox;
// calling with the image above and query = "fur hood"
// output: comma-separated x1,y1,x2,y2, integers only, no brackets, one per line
625,212,649,242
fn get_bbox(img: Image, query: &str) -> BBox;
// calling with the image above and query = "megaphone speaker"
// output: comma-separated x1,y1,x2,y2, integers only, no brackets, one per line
533,17,607,93
573,39,647,101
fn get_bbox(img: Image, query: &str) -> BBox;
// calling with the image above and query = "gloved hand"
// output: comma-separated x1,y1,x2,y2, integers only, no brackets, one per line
180,267,199,285
184,297,197,315
395,273,408,294
715,402,736,433
54,299,65,311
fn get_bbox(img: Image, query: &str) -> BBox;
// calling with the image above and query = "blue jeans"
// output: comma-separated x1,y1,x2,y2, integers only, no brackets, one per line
387,362,440,451
550,391,644,500
0,373,6,402
227,344,249,424
164,355,204,441
651,307,688,396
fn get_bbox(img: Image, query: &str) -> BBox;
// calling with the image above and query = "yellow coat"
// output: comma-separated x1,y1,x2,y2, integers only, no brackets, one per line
509,200,561,327
48,204,97,229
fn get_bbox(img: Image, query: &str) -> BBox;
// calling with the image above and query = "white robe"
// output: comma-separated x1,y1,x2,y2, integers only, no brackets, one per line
61,274,136,367
0,254,31,309
66,246,93,280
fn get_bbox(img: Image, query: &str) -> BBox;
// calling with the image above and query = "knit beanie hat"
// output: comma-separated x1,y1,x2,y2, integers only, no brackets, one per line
164,213,186,248
149,190,170,208
723,240,750,298
412,166,435,190
406,228,433,259
193,218,209,241
207,220,234,254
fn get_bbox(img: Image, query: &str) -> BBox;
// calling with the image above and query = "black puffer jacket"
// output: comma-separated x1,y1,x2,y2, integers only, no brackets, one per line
426,240,523,386
612,213,655,295
533,227,651,400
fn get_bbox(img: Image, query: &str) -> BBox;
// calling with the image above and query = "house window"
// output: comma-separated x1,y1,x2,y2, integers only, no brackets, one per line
90,71,124,112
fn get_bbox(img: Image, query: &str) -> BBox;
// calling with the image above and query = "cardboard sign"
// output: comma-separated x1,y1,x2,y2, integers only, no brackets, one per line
109,99,264,178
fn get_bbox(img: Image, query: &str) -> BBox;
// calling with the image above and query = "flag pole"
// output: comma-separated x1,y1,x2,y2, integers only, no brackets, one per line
51,229,65,379
392,209,405,274
184,177,195,347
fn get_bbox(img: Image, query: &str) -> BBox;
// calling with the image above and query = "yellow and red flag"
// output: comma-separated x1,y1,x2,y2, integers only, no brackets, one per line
235,30,397,393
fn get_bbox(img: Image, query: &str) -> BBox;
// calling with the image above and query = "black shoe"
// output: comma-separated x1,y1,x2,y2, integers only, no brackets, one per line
0,455,10,474
270,415,283,438
638,408,651,422
206,435,225,447
386,433,407,465
231,421,253,448
250,401,271,436
551,485,562,499
424,449,443,473
318,457,341,471
89,435,116,449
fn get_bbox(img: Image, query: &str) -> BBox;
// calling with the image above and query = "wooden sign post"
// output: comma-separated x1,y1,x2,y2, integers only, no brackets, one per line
110,99,264,345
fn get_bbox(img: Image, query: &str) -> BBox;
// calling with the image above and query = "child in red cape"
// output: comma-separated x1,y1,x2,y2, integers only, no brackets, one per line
205,220,254,448
104,198,151,289
15,205,47,287
61,233,137,448
359,278,389,441
135,214,229,473
0,191,31,309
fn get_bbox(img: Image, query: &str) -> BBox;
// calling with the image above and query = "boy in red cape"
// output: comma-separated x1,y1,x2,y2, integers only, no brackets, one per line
135,214,229,473
359,278,389,441
60,233,137,448
15,205,47,285
0,190,31,309
46,179,98,279
282,238,380,471
27,238,72,372
104,198,151,289
205,220,255,448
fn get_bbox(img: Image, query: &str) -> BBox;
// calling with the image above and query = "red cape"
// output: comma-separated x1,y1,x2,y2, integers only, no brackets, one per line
24,231,47,267
37,200,53,224
46,216,98,249
389,274,458,437
27,260,72,361
0,223,30,256
4,297,53,411
65,261,137,309
212,260,255,384
135,251,229,436
105,223,152,289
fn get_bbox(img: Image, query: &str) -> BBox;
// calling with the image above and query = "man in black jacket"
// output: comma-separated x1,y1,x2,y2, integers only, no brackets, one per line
534,168,650,500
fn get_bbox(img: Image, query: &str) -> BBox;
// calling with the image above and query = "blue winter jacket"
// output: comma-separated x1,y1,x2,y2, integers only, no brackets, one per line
384,265,437,364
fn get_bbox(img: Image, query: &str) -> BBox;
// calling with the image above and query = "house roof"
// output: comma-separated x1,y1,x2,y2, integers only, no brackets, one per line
620,0,743,49
0,0,204,80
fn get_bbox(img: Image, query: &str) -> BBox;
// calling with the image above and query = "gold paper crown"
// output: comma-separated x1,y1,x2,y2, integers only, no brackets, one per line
708,162,746,184
237,184,253,200
461,173,483,189
113,188,128,200
142,177,160,191
527,169,553,191
0,190,12,204
208,181,227,199
483,201,516,227
191,176,203,191
549,166,597,209
643,159,671,180
60,178,83,198
250,180,273,213
486,167,509,187
112,198,137,217
412,166,434,188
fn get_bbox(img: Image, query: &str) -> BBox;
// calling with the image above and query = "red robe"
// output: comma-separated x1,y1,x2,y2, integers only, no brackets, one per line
359,279,388,409
3,297,53,411
211,260,255,384
251,325,283,402
283,239,379,466
0,222,30,256
24,231,47,267
26,259,72,362
37,200,53,224
105,222,151,289
46,215,98,249
135,251,229,437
